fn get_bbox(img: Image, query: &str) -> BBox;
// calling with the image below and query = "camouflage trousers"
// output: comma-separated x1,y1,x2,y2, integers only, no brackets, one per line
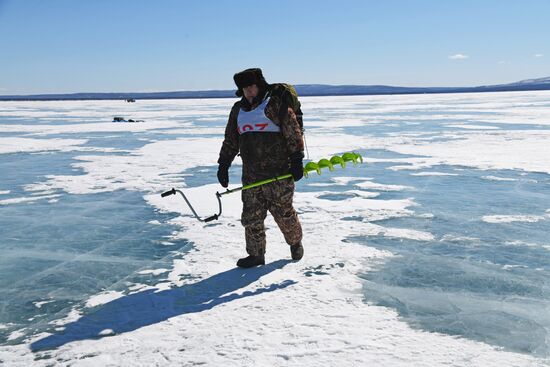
241,178,302,256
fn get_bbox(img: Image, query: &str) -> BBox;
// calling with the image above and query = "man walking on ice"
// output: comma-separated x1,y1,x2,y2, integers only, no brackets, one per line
217,68,305,268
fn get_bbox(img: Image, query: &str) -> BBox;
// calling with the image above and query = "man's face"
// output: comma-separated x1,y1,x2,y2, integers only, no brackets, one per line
243,84,259,102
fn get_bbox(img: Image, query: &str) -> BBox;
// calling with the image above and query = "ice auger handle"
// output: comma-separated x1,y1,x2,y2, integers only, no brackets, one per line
161,188,222,223
161,188,176,197
203,214,219,223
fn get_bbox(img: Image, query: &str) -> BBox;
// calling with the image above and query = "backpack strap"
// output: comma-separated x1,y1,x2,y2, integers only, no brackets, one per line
271,83,304,134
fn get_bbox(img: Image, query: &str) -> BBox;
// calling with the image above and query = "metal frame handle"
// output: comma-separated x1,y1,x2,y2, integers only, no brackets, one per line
161,188,222,223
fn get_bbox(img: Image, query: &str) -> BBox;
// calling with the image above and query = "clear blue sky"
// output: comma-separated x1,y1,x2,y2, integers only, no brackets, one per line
1,0,548,95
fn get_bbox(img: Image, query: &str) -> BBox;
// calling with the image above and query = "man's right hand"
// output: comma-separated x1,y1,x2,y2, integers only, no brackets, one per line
217,164,229,188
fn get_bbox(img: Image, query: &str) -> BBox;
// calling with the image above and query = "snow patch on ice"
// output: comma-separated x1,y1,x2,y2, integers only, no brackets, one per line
445,124,500,130
482,175,518,182
137,269,170,276
23,137,222,195
33,300,55,309
482,215,547,223
382,130,550,174
7,329,26,341
98,329,115,337
0,194,61,205
85,291,124,308
331,176,372,185
0,118,186,136
354,180,414,191
0,137,87,154
362,223,435,241
411,171,459,176
306,182,338,187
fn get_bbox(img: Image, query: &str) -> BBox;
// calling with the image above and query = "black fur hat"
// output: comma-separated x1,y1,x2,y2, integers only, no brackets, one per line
234,68,268,97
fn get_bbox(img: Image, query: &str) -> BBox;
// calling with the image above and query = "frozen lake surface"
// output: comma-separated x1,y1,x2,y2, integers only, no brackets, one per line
0,92,549,366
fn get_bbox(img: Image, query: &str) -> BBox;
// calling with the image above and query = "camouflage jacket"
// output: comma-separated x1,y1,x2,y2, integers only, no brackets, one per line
218,84,304,184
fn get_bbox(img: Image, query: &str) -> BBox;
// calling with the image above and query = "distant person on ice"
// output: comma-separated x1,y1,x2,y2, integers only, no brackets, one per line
217,68,305,268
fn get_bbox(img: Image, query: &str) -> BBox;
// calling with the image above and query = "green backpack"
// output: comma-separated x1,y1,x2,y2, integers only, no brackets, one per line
273,83,304,134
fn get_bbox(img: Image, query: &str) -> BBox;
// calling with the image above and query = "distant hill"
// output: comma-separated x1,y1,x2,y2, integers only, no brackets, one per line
1,77,549,101
503,76,550,86
295,77,550,96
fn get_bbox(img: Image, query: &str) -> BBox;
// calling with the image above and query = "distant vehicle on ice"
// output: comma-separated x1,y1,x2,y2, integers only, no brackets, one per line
113,116,143,122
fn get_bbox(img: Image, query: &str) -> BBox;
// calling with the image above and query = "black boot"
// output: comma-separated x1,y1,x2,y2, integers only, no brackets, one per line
290,243,304,261
236,255,265,268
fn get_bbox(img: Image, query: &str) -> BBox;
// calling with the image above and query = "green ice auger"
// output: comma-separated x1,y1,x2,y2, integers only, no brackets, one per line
161,152,363,223
218,152,363,196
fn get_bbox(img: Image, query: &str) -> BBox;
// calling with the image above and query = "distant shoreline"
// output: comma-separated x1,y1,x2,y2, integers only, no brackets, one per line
1,80,549,101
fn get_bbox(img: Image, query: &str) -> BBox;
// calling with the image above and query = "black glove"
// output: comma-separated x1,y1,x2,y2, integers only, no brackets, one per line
217,163,229,188
289,154,304,182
